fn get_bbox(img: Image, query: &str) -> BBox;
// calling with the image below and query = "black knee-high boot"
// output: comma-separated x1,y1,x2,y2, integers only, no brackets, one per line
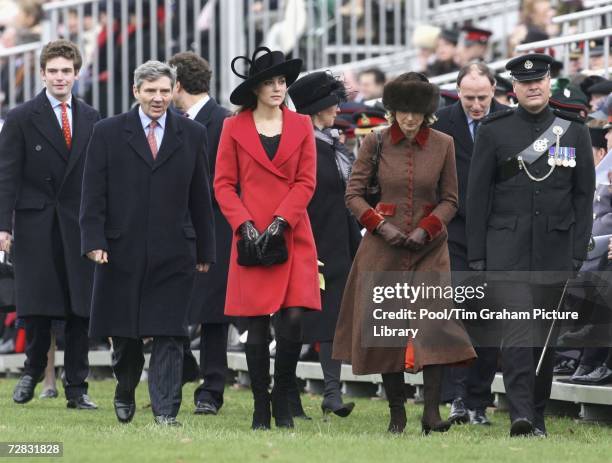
320,341,354,417
382,372,407,433
422,365,452,435
271,337,302,428
288,375,311,420
245,344,271,430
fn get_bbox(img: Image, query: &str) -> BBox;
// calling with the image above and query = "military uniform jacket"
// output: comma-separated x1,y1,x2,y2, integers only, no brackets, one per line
0,90,99,318
466,105,595,271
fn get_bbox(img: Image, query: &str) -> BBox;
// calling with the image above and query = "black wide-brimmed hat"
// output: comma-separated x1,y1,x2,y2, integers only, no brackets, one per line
288,71,348,115
229,46,303,105
382,72,439,115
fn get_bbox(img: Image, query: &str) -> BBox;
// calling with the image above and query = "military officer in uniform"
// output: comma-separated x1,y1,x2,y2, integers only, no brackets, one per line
466,54,594,437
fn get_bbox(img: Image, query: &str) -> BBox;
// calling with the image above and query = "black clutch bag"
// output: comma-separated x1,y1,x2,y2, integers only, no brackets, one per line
364,131,383,207
236,238,261,266
236,235,288,267
259,234,288,267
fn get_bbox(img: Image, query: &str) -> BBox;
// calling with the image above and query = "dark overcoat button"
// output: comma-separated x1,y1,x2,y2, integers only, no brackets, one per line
35,145,42,151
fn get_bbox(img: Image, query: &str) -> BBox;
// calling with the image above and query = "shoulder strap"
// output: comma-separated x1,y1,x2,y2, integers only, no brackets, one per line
371,131,382,171
518,116,571,165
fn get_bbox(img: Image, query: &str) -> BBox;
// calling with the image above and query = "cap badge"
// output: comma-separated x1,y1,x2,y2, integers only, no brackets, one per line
524,60,533,70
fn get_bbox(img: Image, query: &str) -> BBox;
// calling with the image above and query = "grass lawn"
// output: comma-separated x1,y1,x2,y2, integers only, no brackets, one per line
0,377,611,463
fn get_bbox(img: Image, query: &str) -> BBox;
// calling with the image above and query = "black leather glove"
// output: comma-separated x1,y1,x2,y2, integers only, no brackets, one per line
469,260,486,271
239,221,262,261
256,216,288,255
572,259,583,272
375,221,407,247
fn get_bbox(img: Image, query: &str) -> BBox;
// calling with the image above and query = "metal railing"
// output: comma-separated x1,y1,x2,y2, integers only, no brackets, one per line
0,42,42,111
516,28,612,78
4,0,599,117
552,4,612,36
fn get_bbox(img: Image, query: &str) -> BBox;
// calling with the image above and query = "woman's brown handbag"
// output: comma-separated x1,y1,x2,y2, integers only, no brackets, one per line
364,132,383,207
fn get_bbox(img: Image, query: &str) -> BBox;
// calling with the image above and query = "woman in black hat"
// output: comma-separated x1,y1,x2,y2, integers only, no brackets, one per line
288,72,362,418
214,47,321,430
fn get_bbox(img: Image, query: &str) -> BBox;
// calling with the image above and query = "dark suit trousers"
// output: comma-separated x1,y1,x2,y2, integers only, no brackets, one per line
441,242,498,410
494,282,560,431
112,336,185,417
194,323,228,407
24,315,89,400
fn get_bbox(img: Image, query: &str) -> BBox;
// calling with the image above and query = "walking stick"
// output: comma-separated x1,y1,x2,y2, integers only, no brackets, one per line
536,278,570,376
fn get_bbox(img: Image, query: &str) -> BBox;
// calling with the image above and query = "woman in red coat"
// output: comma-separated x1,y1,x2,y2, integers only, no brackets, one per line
214,47,321,430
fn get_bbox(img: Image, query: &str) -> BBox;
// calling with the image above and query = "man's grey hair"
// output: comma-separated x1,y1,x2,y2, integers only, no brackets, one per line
133,60,176,89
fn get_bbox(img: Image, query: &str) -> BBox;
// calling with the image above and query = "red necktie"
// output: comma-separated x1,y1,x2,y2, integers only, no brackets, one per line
147,120,158,159
60,102,71,150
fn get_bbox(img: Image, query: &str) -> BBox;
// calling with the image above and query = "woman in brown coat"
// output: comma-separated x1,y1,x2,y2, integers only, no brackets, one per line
333,72,476,434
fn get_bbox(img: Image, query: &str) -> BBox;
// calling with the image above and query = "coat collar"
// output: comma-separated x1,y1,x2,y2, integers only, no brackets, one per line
62,96,98,182
193,97,216,125
450,101,474,153
390,121,430,148
230,106,307,179
30,90,70,161
124,106,183,170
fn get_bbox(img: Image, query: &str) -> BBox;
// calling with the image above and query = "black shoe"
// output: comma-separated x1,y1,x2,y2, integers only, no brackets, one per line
114,399,136,423
321,400,355,418
468,408,491,425
154,415,181,426
39,388,58,399
570,366,612,385
421,419,452,435
533,427,547,438
557,364,596,383
510,418,534,437
448,398,469,424
67,394,98,410
553,358,578,375
194,401,219,415
13,374,41,404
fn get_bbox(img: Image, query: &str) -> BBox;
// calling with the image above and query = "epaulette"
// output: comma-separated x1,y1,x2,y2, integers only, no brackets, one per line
552,108,585,124
481,108,514,125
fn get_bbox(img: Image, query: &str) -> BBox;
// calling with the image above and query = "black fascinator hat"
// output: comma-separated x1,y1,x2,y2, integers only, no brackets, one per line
230,47,303,106
288,71,348,115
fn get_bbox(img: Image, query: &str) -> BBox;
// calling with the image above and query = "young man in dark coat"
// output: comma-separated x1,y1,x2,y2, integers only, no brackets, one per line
169,51,232,416
80,60,215,426
467,54,595,437
433,62,507,426
0,40,99,410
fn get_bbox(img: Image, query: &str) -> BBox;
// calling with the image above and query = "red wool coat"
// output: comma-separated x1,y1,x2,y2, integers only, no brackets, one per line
214,107,322,316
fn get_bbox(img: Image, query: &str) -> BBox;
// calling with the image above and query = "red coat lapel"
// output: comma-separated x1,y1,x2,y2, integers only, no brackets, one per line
230,110,288,180
272,106,307,169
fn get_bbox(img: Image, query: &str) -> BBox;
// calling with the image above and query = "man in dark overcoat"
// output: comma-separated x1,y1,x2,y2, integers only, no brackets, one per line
433,62,506,426
169,51,232,416
80,60,215,426
467,54,594,437
0,40,99,409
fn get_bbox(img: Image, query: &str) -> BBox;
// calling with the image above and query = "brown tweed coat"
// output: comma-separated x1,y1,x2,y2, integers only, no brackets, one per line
332,123,476,374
